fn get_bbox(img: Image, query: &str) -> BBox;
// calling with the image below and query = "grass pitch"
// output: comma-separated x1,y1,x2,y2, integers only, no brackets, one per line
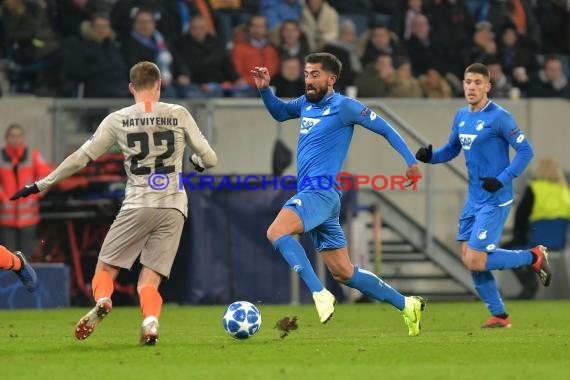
1,301,569,380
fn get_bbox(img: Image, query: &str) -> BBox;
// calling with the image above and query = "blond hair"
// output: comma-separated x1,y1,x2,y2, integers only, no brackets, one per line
533,157,568,186
129,61,161,91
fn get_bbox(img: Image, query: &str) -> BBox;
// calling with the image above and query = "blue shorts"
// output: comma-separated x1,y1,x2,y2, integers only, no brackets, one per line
457,202,512,251
284,189,347,251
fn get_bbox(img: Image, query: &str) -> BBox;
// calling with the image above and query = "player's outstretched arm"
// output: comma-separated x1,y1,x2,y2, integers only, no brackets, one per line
251,66,301,122
183,109,218,171
10,149,91,200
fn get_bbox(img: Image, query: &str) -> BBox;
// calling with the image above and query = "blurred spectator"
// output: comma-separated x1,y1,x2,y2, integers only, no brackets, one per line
429,0,473,77
270,56,304,97
392,0,428,40
354,53,396,97
359,24,408,67
260,0,302,32
61,13,129,98
405,14,452,77
465,0,541,48
0,124,52,260
121,8,191,98
174,15,246,97
527,55,570,98
391,58,423,98
487,59,513,98
322,18,361,91
534,0,570,55
111,0,219,42
55,0,98,37
110,0,163,38
275,19,310,60
497,22,536,79
2,0,62,95
503,157,570,299
210,0,254,48
232,14,280,90
299,0,339,51
419,68,452,98
463,21,497,68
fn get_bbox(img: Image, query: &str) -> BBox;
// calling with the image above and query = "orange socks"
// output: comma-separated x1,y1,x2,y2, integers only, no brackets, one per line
139,286,163,319
91,271,114,301
0,245,21,271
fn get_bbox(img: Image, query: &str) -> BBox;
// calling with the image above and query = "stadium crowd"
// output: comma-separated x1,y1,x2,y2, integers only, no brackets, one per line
0,0,569,99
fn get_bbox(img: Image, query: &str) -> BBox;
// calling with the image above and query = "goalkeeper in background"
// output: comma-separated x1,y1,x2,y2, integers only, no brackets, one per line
415,62,551,328
11,61,217,344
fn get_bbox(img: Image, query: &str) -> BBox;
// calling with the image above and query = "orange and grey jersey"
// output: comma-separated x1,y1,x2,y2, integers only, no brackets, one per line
81,101,217,217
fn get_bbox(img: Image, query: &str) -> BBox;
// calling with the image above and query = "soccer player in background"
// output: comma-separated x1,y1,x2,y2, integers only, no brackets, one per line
251,52,426,336
415,63,552,328
11,61,218,344
0,245,37,292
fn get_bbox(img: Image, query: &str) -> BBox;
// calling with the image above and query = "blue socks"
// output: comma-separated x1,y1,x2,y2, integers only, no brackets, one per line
485,248,533,271
472,271,506,316
274,235,323,293
345,266,405,310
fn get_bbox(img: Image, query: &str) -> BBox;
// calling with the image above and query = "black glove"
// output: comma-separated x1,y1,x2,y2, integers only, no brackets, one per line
415,144,433,163
480,177,503,193
10,183,40,200
190,154,205,173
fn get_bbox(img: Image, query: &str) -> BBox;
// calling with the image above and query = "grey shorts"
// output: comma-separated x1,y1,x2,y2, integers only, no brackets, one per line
99,207,185,278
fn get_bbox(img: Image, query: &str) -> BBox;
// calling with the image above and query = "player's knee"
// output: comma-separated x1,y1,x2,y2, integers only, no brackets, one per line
266,225,285,244
463,253,486,272
329,268,352,282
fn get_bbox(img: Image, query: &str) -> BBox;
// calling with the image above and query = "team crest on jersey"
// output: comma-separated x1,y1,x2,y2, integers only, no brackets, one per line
306,105,312,110
476,120,485,130
459,133,478,150
322,107,331,115
300,117,321,134
459,121,465,127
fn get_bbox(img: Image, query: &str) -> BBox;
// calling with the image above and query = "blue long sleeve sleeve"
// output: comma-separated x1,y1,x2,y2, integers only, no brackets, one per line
496,116,534,185
431,123,462,164
345,101,417,166
259,88,302,122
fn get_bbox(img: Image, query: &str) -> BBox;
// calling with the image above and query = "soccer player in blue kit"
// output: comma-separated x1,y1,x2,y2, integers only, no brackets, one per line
251,52,426,336
415,63,552,328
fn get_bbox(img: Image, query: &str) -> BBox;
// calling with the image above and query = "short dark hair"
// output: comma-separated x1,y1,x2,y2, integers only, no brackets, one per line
130,61,161,90
465,63,490,80
304,52,342,78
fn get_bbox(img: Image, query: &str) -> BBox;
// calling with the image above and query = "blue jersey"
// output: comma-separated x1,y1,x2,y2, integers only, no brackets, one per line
259,88,417,187
430,100,534,205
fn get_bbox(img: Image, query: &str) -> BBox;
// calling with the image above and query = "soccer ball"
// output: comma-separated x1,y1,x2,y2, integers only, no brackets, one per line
222,301,261,339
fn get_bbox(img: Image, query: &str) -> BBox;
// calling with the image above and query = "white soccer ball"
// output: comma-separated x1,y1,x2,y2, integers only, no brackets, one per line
222,301,262,339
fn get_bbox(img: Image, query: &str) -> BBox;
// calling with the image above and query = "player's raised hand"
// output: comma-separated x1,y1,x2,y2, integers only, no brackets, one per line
250,67,271,89
405,163,422,188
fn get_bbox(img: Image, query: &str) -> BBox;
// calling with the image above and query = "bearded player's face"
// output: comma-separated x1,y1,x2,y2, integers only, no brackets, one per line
304,63,334,103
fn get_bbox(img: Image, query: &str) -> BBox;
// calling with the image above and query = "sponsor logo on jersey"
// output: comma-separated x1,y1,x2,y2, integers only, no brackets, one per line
486,244,496,251
300,117,321,134
516,134,525,143
459,133,478,150
476,120,485,130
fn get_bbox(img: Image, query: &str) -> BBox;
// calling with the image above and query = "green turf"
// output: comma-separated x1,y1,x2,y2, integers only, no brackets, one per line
1,301,569,380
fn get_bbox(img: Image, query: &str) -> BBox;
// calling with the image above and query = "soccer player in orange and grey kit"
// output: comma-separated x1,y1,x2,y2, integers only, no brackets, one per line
11,61,218,345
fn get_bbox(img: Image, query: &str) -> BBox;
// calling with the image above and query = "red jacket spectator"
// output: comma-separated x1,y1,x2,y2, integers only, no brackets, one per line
232,15,280,88
0,124,51,228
